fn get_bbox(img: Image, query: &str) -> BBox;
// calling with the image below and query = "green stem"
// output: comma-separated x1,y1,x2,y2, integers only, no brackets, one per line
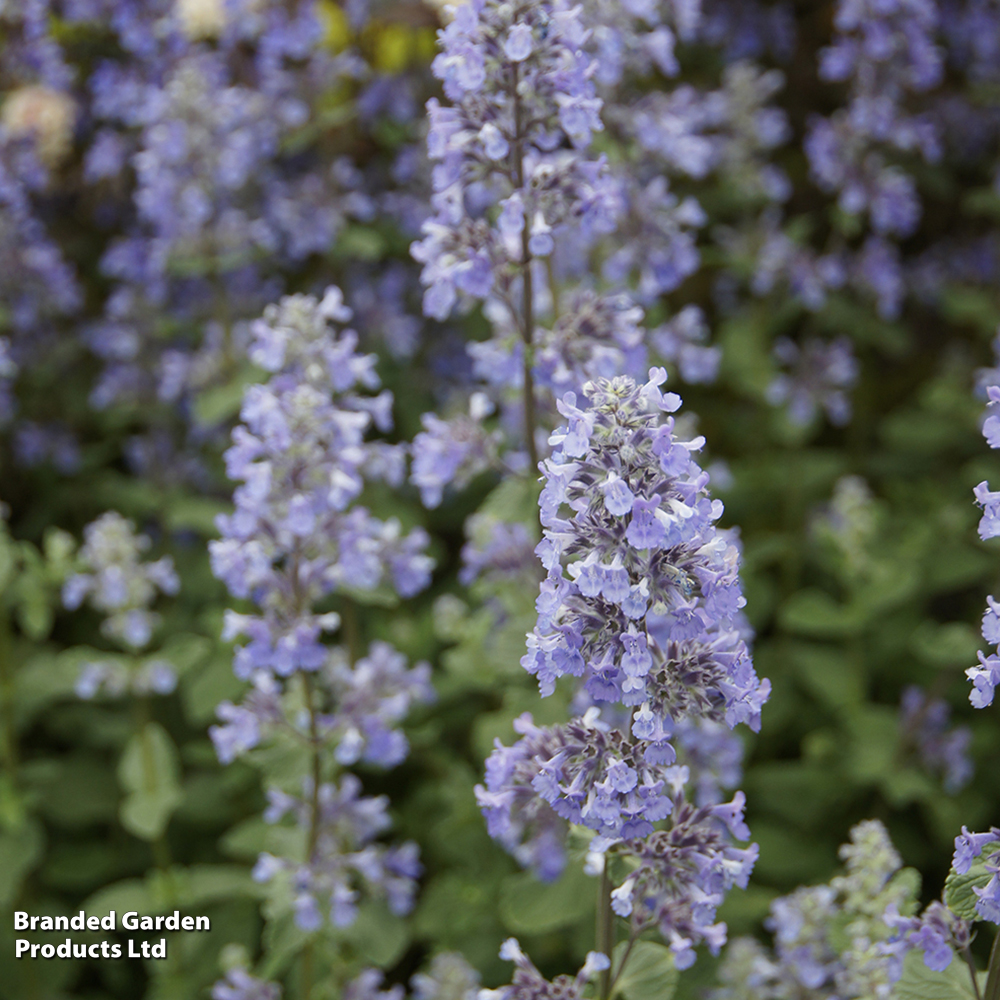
607,928,639,1000
963,946,984,1000
984,929,1000,1000
597,864,614,1000
300,672,323,1000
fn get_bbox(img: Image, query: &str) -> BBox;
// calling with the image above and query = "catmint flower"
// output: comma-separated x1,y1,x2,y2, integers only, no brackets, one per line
766,336,859,427
255,775,422,931
898,686,973,792
63,511,179,652
487,937,609,1000
525,371,768,740
713,820,934,999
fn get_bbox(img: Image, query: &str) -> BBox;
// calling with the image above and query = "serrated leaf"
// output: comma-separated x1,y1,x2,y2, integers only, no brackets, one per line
895,949,984,1000
611,940,678,1000
945,842,1000,921
499,863,594,935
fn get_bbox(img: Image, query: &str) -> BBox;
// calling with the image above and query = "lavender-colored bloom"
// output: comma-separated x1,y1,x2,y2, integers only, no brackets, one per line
487,938,609,1000
413,0,610,320
714,820,937,999
212,968,282,1000
766,336,859,427
805,0,941,240
63,511,179,652
898,686,973,792
210,290,432,682
255,775,422,931
971,385,1000,706
526,372,768,738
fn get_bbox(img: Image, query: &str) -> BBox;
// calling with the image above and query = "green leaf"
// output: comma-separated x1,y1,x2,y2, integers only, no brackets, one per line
344,900,409,967
499,863,594,935
611,940,678,1000
945,842,1000,921
83,877,154,920
118,722,183,840
779,588,867,637
895,949,985,1000
0,818,44,906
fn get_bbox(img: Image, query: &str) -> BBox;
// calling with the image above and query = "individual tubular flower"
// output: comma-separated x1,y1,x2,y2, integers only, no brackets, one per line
254,775,422,930
898,686,973,792
524,371,768,742
610,776,758,970
63,511,180,652
209,289,433,682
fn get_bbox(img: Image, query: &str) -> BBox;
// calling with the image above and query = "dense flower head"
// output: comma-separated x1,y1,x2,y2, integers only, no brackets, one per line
476,711,679,876
63,511,180,651
412,0,614,320
611,785,758,969
210,288,432,680
525,371,768,743
253,774,422,930
712,820,927,1000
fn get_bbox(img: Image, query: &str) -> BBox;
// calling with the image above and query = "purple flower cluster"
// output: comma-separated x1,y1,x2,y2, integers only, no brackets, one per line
713,820,932,999
412,0,610,321
610,780,757,970
898,685,973,792
805,0,942,239
63,511,180,652
253,775,422,930
209,289,432,684
524,372,768,735
476,370,766,968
